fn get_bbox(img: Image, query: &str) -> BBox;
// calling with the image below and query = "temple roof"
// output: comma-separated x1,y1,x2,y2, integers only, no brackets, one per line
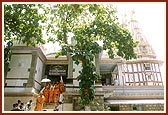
121,9,157,59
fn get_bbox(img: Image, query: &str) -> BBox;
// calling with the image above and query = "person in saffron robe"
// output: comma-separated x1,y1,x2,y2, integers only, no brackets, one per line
42,84,50,103
54,81,60,97
54,94,59,108
49,85,54,103
59,82,65,93
34,92,45,111
53,86,58,103
59,76,65,92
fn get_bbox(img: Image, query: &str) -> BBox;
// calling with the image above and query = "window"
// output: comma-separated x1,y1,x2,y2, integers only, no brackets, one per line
147,75,153,81
144,63,151,70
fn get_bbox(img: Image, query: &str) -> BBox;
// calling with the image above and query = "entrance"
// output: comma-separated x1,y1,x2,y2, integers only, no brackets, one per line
48,75,66,83
45,64,68,83
101,73,112,86
101,72,118,86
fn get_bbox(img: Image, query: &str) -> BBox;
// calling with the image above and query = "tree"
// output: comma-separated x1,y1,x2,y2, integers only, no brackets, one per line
4,4,47,79
4,41,13,80
45,4,137,107
4,4,46,46
4,3,137,109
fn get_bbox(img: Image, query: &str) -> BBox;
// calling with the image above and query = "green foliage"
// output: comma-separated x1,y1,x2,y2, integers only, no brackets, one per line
4,41,13,65
45,4,137,106
4,40,13,77
90,100,110,111
4,4,46,46
4,3,137,107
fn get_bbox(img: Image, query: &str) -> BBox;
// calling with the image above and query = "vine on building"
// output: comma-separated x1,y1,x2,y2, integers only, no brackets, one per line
4,4,137,107
45,4,137,106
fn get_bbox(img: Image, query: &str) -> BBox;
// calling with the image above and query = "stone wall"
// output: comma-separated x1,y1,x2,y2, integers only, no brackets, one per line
143,104,164,111
119,104,131,111
4,96,36,111
110,104,164,111
63,91,104,111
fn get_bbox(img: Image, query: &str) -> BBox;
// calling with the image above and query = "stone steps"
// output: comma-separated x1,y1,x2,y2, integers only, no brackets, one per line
43,102,55,110
42,109,54,111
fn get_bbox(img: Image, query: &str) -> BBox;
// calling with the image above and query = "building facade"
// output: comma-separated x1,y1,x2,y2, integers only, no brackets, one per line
3,11,164,111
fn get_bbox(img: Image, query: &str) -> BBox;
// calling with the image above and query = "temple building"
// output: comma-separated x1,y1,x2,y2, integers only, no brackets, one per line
3,10,164,111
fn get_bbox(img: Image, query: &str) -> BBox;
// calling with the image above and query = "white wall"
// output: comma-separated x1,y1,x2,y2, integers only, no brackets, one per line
7,55,32,78
123,63,163,86
34,57,44,90
6,55,32,87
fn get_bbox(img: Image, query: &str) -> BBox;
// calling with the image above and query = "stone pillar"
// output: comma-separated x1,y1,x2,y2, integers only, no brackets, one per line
73,62,82,87
95,54,100,76
65,54,74,94
95,53,103,91
63,92,74,111
67,53,73,79
117,62,124,86
41,63,46,79
26,51,37,87
95,54,102,83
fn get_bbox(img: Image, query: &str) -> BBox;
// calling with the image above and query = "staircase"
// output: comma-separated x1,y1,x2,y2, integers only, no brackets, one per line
42,102,55,111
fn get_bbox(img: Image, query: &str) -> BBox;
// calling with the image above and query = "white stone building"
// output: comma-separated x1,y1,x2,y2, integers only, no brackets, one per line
3,10,164,112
